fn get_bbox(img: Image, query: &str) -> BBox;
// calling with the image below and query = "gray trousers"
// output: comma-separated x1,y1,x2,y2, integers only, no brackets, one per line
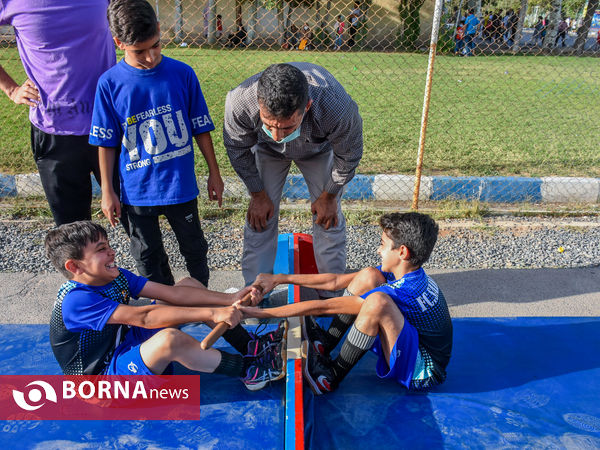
242,149,346,297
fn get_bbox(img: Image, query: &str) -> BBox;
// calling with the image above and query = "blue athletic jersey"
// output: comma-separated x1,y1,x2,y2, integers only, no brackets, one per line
363,266,453,382
89,56,215,206
49,268,147,375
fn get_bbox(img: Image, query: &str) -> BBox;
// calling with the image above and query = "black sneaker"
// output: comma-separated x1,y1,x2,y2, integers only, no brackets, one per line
303,342,337,395
242,339,287,391
301,315,330,356
247,320,288,358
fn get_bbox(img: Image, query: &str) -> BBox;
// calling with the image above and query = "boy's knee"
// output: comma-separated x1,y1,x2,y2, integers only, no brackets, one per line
348,267,385,296
361,292,396,317
153,328,188,352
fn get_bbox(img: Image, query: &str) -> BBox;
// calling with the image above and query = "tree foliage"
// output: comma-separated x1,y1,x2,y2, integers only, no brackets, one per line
397,0,427,49
528,0,586,17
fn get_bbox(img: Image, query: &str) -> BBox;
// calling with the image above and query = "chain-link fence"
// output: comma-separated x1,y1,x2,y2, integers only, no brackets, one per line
1,0,599,213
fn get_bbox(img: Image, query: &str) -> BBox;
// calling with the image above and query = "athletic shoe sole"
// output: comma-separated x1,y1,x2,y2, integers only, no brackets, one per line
270,321,288,382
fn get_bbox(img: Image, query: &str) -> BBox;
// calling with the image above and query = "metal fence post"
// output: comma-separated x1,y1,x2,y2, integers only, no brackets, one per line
412,0,444,210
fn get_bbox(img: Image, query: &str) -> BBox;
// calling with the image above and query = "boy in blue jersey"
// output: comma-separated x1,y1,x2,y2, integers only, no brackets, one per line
89,0,222,288
240,212,453,394
46,221,284,390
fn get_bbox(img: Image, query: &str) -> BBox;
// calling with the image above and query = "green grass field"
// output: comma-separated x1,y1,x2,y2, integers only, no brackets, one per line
1,47,598,178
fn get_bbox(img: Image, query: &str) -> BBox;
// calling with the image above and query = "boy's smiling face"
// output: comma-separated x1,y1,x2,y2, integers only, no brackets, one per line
68,238,119,286
116,30,162,70
377,231,402,273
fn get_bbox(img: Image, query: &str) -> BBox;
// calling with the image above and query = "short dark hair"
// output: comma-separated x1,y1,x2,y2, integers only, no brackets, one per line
257,64,309,118
108,0,159,45
45,221,108,279
379,212,438,267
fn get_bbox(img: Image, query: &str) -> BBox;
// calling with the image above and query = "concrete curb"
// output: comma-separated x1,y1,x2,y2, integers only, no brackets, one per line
1,172,599,204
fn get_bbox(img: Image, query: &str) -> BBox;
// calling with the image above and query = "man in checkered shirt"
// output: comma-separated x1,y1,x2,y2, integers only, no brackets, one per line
224,63,363,297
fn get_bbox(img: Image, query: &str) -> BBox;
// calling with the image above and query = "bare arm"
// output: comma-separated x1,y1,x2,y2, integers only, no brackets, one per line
141,282,256,307
194,132,224,207
253,272,359,294
98,146,121,227
239,295,364,319
107,303,241,329
0,64,40,107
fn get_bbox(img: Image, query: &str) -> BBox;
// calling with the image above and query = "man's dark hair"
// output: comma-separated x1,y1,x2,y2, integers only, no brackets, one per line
108,0,159,45
45,221,108,279
379,212,438,267
257,64,309,118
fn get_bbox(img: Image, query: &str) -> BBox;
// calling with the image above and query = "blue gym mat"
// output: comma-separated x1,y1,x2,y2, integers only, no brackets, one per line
1,318,599,448
304,317,600,449
0,324,284,448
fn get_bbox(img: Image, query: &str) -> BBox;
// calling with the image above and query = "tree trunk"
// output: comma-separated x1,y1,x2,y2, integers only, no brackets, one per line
285,3,292,29
174,0,184,43
277,2,286,45
324,0,331,28
511,0,528,51
574,0,599,52
207,0,217,44
543,0,562,49
248,0,258,42
315,0,322,27
236,0,243,26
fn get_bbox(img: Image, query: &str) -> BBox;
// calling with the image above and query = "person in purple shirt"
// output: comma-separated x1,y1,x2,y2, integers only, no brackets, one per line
0,0,115,225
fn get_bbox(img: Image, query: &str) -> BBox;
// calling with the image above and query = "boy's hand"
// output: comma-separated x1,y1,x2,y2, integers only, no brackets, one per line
207,172,224,207
101,191,121,227
212,306,242,328
230,285,252,304
230,285,263,307
9,79,40,107
252,273,278,295
249,284,264,306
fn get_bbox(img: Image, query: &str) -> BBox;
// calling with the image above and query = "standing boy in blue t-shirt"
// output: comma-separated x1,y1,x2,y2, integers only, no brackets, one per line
240,212,453,394
89,0,223,287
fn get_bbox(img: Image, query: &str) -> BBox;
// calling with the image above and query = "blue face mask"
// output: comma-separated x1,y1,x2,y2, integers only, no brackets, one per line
262,113,304,144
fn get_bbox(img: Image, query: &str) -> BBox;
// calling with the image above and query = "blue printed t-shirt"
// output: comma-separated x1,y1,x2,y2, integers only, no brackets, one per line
465,14,480,35
89,56,215,206
362,266,453,381
49,268,147,375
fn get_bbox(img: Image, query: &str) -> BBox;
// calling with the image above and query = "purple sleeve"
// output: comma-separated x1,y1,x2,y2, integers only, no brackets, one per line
61,289,119,332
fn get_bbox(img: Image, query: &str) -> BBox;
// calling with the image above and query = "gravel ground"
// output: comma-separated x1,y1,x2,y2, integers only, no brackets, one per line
1,216,599,274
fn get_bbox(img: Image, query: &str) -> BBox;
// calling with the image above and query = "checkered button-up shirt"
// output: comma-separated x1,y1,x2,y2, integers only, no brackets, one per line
223,62,363,195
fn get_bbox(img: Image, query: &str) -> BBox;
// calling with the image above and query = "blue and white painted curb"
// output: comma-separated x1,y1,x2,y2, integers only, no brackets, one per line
1,173,599,204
